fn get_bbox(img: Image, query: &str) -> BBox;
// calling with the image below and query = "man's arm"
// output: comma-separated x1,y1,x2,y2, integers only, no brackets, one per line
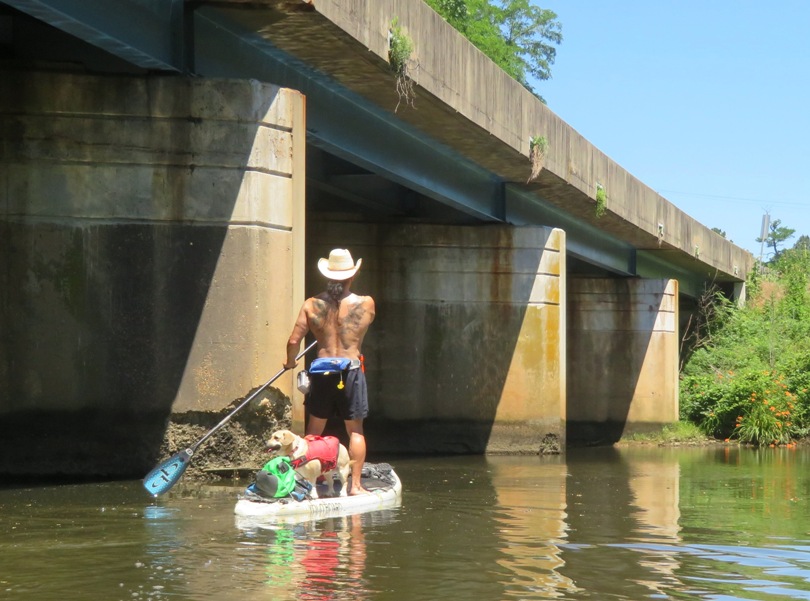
365,296,376,324
284,303,310,368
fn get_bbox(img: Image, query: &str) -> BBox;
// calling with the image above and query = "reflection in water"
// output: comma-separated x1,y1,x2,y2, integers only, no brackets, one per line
625,455,683,597
488,456,577,598
242,512,376,601
628,457,681,541
560,446,810,600
4,449,810,600
613,542,810,600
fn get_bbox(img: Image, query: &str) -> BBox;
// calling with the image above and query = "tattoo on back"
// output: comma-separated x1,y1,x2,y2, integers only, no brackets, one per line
342,302,366,332
310,299,329,329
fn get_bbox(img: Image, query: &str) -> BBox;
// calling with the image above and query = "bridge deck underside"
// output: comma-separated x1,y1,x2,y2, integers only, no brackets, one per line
0,0,752,296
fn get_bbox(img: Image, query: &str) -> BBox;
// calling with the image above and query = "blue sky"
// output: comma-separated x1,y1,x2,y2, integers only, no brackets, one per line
535,1,810,258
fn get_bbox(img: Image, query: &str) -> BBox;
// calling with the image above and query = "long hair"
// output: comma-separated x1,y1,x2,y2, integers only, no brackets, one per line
326,280,345,309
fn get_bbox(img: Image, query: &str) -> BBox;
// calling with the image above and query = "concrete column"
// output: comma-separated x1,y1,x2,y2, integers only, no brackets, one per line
308,222,566,454
567,278,679,442
288,90,308,433
0,70,304,475
733,281,747,307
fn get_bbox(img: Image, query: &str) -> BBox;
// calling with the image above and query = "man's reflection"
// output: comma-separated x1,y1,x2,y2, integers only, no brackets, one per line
258,510,388,601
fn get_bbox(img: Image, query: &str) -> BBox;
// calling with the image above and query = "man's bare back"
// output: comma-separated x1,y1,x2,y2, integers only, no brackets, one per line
304,292,375,360
285,287,375,368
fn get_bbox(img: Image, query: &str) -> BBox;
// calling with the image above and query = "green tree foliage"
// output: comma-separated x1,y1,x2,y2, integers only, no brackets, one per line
680,239,810,445
425,0,562,100
756,218,795,260
426,0,468,27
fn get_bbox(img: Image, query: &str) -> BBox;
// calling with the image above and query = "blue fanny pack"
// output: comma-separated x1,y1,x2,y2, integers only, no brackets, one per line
308,357,352,375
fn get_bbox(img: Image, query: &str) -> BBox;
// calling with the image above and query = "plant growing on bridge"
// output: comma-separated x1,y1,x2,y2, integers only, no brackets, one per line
595,183,607,218
527,135,547,182
388,17,415,112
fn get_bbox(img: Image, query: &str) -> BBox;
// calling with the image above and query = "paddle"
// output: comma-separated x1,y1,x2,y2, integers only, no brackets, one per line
143,340,317,496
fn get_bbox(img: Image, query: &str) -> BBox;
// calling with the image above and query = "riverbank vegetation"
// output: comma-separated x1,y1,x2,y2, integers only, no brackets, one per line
620,421,708,445
679,235,810,446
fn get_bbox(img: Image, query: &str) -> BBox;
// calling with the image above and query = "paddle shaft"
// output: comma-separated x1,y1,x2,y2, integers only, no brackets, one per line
143,340,316,495
192,340,317,452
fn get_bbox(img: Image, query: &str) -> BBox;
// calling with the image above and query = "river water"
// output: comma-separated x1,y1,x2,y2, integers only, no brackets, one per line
3,445,810,601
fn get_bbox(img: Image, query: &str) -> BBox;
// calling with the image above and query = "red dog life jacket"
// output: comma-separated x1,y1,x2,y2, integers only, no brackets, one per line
290,435,340,473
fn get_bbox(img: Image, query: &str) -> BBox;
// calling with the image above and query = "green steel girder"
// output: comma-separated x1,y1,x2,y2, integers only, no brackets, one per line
1,0,725,296
198,8,706,288
3,0,185,71
505,184,637,276
194,7,506,224
636,251,712,299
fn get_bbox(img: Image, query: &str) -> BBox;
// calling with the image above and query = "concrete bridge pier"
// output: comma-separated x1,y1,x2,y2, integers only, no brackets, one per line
307,221,567,455
567,279,679,443
308,223,679,453
1,68,682,476
0,70,306,476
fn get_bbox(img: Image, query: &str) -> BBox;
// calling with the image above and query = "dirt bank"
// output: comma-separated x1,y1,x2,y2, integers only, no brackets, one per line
159,387,292,483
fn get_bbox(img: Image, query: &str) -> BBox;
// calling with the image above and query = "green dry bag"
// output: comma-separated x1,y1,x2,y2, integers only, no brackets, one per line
255,456,297,498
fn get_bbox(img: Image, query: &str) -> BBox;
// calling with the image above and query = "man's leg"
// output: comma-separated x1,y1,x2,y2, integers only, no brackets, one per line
345,418,368,495
306,415,328,436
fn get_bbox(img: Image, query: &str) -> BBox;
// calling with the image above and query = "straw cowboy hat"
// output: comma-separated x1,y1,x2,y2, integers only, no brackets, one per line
318,248,362,281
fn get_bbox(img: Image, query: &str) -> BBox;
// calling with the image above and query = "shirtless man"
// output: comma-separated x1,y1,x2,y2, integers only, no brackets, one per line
284,248,375,496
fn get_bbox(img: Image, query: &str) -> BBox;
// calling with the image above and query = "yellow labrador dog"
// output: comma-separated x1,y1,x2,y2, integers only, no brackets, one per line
265,429,352,499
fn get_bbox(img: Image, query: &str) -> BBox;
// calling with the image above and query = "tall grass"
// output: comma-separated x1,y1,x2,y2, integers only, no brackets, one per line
621,421,707,444
680,246,810,446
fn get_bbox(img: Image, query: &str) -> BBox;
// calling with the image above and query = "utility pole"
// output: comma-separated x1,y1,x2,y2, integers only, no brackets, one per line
759,213,770,263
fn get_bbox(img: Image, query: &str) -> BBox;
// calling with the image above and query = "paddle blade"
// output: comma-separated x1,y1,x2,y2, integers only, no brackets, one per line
142,449,193,496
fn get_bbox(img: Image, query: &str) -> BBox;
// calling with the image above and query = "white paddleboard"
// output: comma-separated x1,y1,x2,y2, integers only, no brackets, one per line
234,465,402,525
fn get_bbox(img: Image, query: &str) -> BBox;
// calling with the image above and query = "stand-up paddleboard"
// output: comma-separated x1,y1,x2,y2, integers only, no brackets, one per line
234,463,401,525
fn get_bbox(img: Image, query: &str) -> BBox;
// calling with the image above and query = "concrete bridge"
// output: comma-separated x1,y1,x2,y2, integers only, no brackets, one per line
0,0,753,476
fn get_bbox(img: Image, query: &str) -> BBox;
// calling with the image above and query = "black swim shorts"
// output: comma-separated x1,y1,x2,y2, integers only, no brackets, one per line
305,367,369,421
